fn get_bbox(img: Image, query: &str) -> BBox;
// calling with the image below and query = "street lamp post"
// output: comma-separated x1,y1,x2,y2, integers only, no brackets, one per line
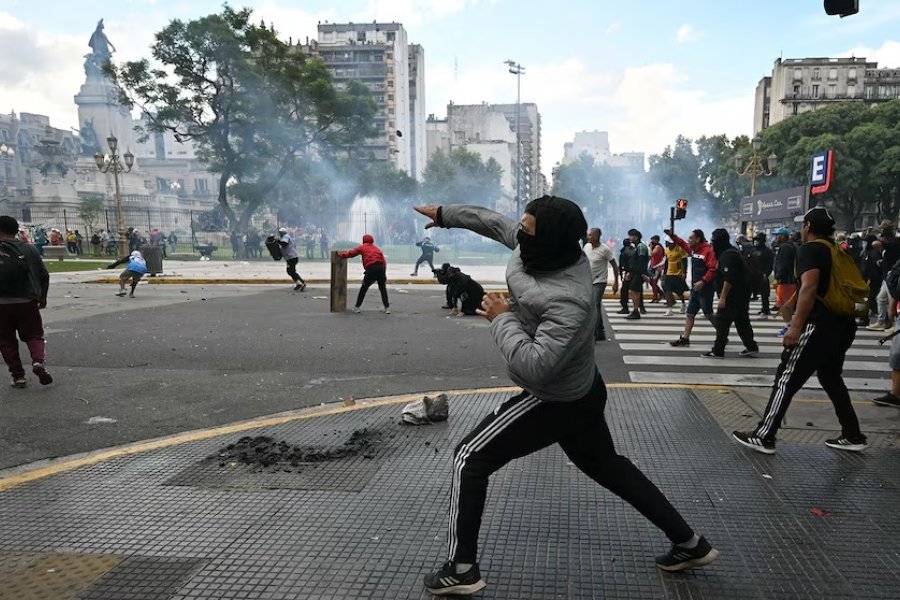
93,136,134,258
504,59,525,215
734,136,778,197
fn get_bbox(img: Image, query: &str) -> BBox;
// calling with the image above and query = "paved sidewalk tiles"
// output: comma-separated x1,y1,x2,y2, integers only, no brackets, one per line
0,388,898,598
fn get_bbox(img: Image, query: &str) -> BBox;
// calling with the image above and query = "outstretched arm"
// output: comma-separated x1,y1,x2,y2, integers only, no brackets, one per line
415,204,518,250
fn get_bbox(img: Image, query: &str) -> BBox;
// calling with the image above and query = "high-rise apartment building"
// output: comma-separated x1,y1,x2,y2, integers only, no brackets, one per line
493,103,543,199
754,57,900,133
309,22,425,179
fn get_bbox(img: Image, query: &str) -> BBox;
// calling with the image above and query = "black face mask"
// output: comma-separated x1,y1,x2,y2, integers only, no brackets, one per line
516,196,587,273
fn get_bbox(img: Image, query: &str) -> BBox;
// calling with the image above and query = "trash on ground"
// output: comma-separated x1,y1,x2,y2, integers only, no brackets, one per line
402,394,449,425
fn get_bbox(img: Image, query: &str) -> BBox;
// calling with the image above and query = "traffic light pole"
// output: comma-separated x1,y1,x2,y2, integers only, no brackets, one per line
669,206,675,236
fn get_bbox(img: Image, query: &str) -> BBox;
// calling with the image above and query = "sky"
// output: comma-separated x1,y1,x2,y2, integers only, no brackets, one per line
2,0,900,179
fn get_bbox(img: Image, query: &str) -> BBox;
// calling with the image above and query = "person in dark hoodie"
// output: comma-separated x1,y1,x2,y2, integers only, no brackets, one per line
703,228,759,359
338,234,390,314
414,197,717,597
410,236,439,276
749,232,775,317
0,215,52,388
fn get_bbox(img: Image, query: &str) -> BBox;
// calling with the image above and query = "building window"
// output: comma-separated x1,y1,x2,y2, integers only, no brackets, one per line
357,31,366,42
21,207,31,223
829,68,837,80
794,69,803,81
812,68,820,80
848,68,857,80
793,84,800,97
812,84,819,98
386,32,395,42
848,84,856,97
387,93,393,101
195,179,208,193
827,84,836,99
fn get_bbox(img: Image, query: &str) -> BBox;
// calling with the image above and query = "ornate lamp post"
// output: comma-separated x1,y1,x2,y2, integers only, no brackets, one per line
504,59,525,215
734,136,778,196
93,136,134,257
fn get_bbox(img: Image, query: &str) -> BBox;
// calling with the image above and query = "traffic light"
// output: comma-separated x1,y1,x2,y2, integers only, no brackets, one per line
824,0,858,17
675,198,688,220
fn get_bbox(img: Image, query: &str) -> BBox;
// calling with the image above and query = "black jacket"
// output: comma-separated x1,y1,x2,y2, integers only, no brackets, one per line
749,244,775,277
773,240,797,284
0,240,49,304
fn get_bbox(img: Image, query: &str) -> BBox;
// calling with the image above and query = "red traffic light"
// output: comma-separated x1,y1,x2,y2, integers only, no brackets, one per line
676,199,688,209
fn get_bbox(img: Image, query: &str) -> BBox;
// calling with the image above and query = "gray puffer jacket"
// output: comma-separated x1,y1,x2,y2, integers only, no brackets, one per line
440,205,596,402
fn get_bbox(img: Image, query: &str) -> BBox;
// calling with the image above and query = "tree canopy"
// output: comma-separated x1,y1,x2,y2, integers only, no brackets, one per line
108,5,377,232
422,148,503,208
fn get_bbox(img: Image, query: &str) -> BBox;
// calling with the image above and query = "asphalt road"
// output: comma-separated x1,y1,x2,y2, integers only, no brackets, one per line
1,281,627,470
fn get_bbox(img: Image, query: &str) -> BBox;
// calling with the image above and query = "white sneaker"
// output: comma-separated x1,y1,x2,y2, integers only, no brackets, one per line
383,307,391,314
866,323,886,331
680,304,687,314
352,307,361,313
664,309,674,316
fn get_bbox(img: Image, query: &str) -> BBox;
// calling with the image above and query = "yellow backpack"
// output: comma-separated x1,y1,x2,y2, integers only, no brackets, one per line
809,238,868,318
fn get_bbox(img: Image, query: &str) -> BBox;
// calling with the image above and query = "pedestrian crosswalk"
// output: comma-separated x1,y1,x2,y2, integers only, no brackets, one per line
602,299,892,392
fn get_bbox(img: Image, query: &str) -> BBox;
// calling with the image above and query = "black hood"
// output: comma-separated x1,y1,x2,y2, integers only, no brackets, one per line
518,195,587,274
711,228,732,257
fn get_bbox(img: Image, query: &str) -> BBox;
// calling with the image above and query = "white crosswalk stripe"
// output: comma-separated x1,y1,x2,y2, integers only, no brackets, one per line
602,299,891,392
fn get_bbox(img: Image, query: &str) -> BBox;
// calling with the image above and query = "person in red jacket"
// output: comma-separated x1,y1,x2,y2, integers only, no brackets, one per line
664,228,717,347
338,234,391,314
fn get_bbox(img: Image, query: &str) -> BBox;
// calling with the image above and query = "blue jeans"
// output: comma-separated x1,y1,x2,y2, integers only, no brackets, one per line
592,283,607,340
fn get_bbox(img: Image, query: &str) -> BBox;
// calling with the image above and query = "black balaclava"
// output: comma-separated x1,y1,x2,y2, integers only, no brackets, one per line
711,228,731,257
516,195,588,274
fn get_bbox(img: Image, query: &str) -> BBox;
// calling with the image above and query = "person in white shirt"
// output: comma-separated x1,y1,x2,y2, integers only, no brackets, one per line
584,227,619,341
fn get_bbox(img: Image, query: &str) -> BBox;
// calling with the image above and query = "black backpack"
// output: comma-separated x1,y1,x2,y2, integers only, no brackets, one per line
0,241,30,295
886,258,900,301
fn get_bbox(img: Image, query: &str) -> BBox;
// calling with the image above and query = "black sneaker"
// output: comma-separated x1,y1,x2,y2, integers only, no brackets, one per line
738,348,759,358
656,536,719,572
670,336,690,347
624,311,641,320
32,363,53,386
732,430,776,454
825,435,868,452
11,378,27,389
700,351,724,359
872,393,900,408
423,561,486,596
616,308,630,315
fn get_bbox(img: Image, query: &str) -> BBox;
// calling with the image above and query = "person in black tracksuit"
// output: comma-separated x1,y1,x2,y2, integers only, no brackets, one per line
411,236,439,276
705,229,758,358
733,207,867,454
749,233,775,316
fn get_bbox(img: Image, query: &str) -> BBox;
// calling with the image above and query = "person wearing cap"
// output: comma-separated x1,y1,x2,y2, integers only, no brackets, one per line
749,233,775,317
772,226,797,330
410,235,439,277
414,197,717,596
337,234,390,314
276,227,306,292
0,215,52,388
733,206,868,454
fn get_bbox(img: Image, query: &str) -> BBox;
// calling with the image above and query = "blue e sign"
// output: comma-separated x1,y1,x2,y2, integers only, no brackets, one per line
810,150,834,195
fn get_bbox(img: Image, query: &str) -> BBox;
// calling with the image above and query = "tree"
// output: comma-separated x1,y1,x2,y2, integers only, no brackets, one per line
551,153,625,219
422,148,502,208
77,195,104,234
761,99,900,228
108,6,377,233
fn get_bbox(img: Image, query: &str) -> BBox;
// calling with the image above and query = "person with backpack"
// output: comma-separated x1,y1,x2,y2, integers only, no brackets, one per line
702,229,759,359
733,206,869,454
867,221,900,331
624,228,650,320
0,215,52,388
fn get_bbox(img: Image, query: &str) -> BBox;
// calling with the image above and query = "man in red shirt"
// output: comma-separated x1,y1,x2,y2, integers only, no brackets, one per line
338,234,391,314
664,228,717,347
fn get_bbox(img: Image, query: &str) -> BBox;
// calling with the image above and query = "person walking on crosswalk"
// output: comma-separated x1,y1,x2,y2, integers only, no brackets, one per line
701,228,759,359
624,229,650,320
662,238,688,316
733,207,868,454
665,228,717,347
584,227,619,341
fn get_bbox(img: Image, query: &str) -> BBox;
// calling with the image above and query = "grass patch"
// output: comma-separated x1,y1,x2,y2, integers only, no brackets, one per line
44,260,110,273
